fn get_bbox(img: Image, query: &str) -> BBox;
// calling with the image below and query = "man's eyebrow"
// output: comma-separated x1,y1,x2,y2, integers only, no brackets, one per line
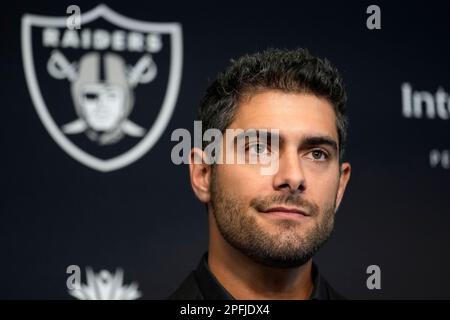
231,131,338,153
301,135,338,153
232,129,280,145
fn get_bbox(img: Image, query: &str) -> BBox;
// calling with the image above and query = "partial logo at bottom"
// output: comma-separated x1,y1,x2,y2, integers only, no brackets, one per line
67,265,142,300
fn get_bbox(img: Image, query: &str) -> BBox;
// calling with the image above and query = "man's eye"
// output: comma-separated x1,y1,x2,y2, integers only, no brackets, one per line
105,90,119,99
248,143,269,155
307,149,328,161
84,92,98,100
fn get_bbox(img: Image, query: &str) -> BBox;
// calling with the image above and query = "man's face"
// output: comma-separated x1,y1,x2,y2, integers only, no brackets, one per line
79,83,127,131
209,90,350,268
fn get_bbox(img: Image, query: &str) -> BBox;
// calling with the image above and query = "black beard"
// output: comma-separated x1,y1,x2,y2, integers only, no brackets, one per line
210,174,336,268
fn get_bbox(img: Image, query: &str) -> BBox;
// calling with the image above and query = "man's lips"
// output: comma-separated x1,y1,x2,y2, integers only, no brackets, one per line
261,206,310,218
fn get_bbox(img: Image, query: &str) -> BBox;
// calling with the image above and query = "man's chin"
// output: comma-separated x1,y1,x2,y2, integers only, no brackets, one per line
247,252,313,269
237,230,317,269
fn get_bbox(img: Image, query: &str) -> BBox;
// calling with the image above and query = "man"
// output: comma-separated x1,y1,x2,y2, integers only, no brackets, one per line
170,48,351,300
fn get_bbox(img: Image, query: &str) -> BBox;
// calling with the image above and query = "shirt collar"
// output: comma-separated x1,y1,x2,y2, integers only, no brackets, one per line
194,252,327,300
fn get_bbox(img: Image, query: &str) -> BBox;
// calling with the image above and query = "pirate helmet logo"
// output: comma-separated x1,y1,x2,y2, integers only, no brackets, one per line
48,50,157,145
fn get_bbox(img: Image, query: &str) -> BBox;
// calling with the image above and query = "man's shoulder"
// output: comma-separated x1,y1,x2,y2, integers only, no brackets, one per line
326,284,347,300
167,271,204,300
319,275,347,300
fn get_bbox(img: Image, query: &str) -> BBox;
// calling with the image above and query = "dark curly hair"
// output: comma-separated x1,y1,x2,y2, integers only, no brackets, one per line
198,48,348,163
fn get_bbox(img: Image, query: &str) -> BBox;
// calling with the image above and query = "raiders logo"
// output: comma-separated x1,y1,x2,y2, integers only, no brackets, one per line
22,4,183,171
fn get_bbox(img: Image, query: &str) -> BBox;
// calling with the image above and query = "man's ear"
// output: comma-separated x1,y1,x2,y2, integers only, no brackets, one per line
189,147,213,203
335,162,351,212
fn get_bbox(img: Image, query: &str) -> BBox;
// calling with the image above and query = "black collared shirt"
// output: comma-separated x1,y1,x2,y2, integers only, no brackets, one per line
169,253,345,300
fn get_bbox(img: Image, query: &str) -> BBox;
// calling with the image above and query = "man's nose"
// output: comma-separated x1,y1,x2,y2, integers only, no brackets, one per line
272,148,306,192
